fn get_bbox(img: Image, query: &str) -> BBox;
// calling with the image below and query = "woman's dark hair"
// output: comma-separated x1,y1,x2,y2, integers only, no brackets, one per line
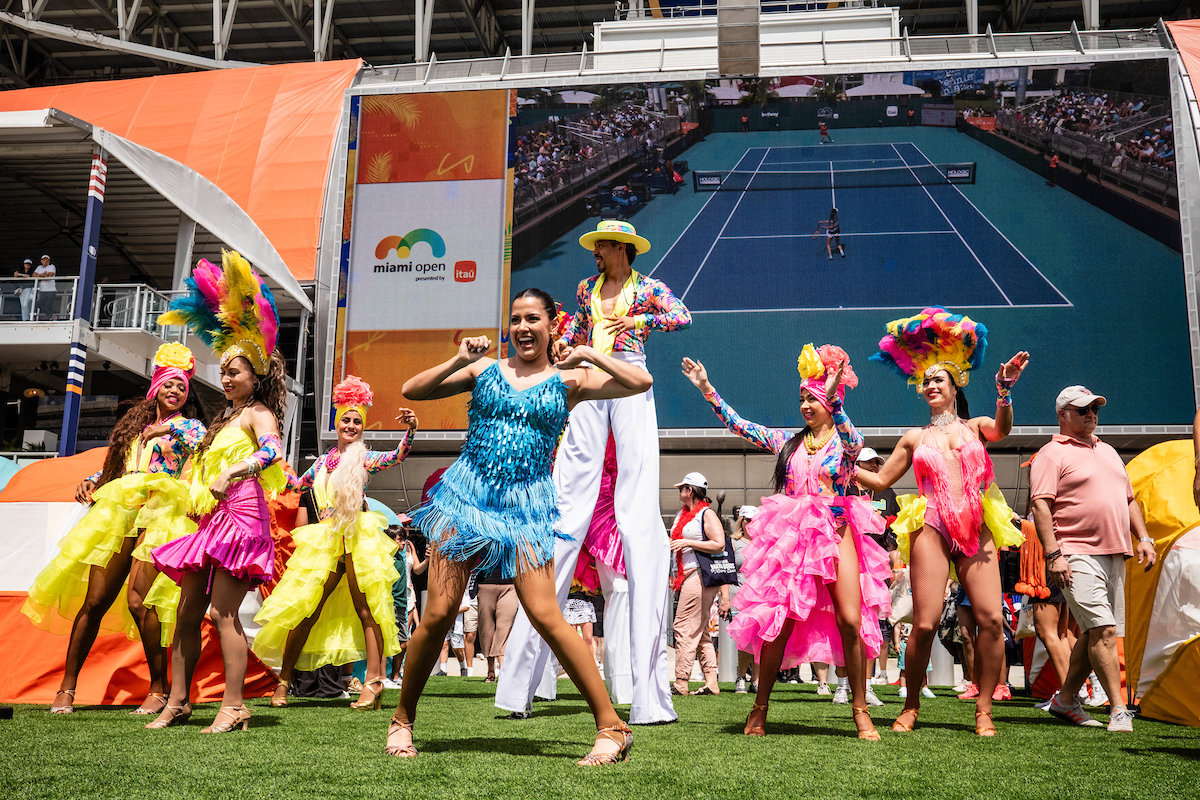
512,287,557,359
948,374,970,420
196,350,289,460
97,396,159,487
771,427,811,494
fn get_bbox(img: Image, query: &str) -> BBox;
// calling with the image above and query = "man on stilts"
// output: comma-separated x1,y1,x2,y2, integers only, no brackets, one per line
496,220,690,724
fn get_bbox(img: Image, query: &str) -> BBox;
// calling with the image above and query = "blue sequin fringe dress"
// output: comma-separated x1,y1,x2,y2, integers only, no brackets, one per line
412,363,571,578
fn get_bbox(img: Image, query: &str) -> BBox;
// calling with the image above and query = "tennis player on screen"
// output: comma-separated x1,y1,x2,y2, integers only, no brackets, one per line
814,208,845,260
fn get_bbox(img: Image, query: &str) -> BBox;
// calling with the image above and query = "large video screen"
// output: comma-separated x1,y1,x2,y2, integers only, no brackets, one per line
332,62,1189,432
507,65,1189,430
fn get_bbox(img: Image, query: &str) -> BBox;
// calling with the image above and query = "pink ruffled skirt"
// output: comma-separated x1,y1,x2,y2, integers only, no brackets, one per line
151,479,275,587
727,493,892,668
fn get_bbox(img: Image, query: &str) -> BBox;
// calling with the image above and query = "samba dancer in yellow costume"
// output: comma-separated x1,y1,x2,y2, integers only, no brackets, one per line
146,251,288,734
23,343,205,715
254,376,418,711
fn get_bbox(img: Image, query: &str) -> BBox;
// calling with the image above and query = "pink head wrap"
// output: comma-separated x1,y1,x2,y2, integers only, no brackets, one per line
796,344,858,413
146,343,196,401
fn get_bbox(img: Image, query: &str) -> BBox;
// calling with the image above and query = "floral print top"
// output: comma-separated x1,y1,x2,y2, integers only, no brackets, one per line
705,391,862,498
87,415,207,484
558,270,690,355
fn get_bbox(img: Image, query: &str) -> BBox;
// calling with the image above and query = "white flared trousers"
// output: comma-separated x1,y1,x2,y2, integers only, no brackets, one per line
495,352,676,723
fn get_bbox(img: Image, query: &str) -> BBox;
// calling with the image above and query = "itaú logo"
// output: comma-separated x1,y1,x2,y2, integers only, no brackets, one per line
375,229,446,259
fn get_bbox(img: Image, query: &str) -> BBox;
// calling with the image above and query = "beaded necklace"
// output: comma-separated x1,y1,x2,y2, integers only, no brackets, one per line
804,427,835,455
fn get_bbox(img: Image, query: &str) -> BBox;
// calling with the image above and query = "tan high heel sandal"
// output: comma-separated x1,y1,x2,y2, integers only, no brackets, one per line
975,708,998,737
744,702,769,737
385,717,417,757
144,703,192,729
131,693,168,715
853,706,881,741
892,706,919,732
351,678,384,710
577,722,633,766
201,705,250,733
270,683,289,708
50,689,75,715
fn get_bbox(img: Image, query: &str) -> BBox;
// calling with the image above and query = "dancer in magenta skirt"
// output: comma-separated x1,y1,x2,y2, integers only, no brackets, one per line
682,344,891,739
145,251,288,733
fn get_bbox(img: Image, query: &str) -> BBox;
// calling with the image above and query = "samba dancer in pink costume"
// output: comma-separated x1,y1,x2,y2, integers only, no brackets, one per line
682,345,891,740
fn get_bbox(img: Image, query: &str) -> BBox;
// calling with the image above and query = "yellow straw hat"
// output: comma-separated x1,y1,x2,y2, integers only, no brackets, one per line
578,220,652,254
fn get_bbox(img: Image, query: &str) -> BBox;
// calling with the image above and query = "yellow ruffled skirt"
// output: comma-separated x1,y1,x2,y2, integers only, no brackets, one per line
891,483,1024,579
252,510,403,672
21,471,195,645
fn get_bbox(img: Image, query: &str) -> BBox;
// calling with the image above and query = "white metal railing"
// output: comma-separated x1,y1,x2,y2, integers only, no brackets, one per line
616,0,880,19
92,283,187,342
0,276,77,322
357,27,1169,88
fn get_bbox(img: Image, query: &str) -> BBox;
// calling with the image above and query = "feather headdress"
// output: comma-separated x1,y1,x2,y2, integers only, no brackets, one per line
870,306,988,388
158,250,280,375
333,375,373,421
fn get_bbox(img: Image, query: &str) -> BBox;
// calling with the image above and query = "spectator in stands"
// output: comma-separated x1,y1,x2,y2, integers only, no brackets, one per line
12,257,35,320
1033,385,1156,732
669,472,725,696
475,563,517,682
33,254,56,321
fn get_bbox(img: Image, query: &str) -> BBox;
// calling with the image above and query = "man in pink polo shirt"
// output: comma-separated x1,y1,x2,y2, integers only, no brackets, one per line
1031,385,1156,732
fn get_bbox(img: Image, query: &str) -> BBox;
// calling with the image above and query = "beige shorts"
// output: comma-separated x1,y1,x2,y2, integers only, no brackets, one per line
1062,553,1125,635
463,604,479,634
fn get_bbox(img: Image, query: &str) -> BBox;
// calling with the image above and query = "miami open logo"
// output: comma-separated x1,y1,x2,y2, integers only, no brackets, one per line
374,229,475,281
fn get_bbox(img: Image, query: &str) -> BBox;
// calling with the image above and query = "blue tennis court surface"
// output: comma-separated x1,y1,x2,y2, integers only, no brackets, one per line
649,142,1071,312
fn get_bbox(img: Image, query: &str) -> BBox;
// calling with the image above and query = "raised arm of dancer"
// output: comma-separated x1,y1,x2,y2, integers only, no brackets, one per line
558,345,652,404
211,405,282,501
824,361,863,462
975,351,1029,442
854,430,919,492
681,356,789,454
403,336,493,400
364,411,419,475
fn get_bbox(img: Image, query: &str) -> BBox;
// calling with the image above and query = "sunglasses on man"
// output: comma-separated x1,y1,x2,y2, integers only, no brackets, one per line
1068,404,1101,416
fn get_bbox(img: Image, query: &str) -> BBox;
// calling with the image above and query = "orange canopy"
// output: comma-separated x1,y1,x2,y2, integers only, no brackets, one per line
0,448,105,502
1169,21,1200,103
0,60,361,281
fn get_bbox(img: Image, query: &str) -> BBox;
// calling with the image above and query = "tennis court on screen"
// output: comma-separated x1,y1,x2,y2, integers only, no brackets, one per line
648,142,1071,313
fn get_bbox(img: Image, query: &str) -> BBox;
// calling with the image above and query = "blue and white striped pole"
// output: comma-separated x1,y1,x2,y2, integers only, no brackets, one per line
58,146,107,457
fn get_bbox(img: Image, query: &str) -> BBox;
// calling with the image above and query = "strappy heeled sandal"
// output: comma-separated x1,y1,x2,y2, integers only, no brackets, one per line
744,701,769,737
975,708,998,737
385,717,417,758
145,703,192,729
201,705,250,733
852,705,881,741
50,689,75,714
270,683,289,708
892,706,919,732
351,678,384,710
131,693,168,715
577,722,633,766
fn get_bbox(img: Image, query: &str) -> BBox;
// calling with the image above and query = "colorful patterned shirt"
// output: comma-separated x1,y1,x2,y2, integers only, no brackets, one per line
706,391,862,497
288,428,415,520
87,415,207,484
557,270,690,355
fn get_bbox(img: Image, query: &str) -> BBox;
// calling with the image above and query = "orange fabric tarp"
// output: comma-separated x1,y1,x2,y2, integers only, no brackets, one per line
0,448,105,503
0,60,361,281
0,592,277,705
1169,21,1200,104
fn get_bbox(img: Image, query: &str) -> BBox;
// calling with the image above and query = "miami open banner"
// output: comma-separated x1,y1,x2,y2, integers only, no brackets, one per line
333,89,514,430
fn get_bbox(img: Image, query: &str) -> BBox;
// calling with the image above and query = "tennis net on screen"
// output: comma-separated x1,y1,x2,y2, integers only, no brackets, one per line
693,162,976,192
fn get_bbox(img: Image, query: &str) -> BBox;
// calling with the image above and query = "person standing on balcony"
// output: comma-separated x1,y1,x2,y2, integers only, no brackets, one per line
12,257,35,320
33,254,57,321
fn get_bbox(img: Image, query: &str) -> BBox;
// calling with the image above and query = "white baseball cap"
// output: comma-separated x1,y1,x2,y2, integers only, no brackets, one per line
41,254,50,260
23,258,32,264
737,504,758,520
1055,385,1107,412
857,448,881,462
674,471,708,491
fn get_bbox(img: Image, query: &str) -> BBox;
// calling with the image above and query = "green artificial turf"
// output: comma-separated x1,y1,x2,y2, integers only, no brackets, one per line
4,680,1198,799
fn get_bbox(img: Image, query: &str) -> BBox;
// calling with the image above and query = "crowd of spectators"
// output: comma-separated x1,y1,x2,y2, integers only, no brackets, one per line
1012,89,1157,137
513,104,665,203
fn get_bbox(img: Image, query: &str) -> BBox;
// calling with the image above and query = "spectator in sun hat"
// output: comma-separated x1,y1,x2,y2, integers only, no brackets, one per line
1032,385,1156,732
668,471,726,696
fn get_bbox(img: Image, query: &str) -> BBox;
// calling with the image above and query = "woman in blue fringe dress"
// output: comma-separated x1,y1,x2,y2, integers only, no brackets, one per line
385,288,653,766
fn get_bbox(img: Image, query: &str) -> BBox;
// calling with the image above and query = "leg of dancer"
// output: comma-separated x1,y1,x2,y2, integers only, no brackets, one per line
346,553,388,708
126,536,169,713
956,534,1006,730
271,566,346,706
893,525,951,731
597,561,633,705
827,527,876,738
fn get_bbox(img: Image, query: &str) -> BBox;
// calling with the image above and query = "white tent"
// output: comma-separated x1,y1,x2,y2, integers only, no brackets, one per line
846,74,924,97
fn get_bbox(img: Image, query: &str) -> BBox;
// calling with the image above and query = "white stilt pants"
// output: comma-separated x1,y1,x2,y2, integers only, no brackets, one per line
496,353,676,723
